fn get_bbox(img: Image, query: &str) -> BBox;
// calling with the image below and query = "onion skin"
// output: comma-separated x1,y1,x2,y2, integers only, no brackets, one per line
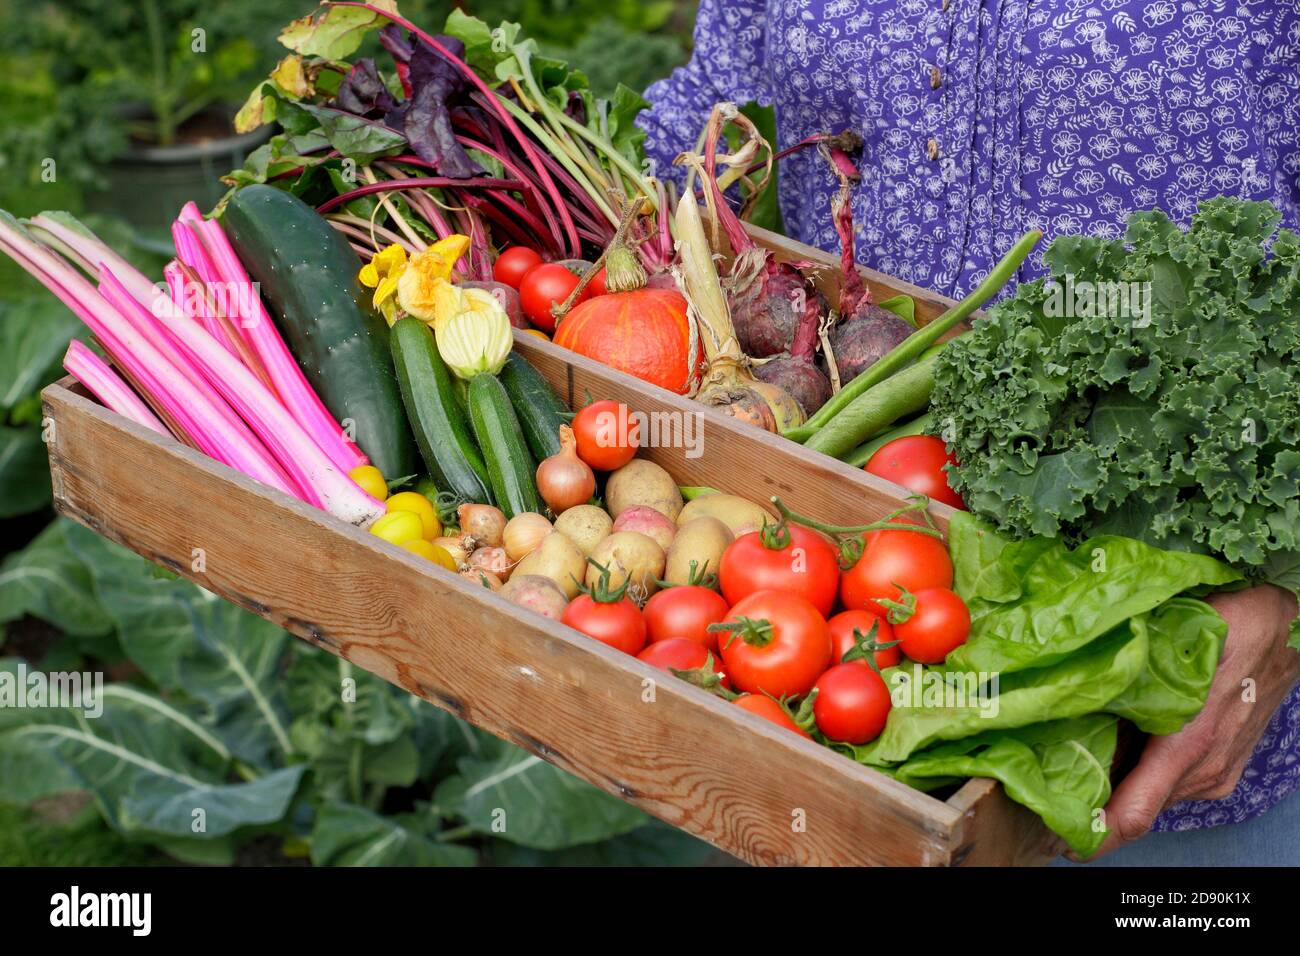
536,424,596,513
503,512,553,561
458,503,506,548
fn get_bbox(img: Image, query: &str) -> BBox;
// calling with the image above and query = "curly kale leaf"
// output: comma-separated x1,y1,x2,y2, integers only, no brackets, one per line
930,198,1300,641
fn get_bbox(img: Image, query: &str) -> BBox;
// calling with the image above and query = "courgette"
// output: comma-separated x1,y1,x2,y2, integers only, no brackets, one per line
222,185,416,478
467,374,541,518
390,318,492,503
497,352,566,461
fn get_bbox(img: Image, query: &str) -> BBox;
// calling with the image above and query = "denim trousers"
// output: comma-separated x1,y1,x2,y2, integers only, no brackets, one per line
1054,789,1300,867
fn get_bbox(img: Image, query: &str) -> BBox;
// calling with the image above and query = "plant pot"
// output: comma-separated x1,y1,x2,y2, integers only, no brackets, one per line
87,108,272,241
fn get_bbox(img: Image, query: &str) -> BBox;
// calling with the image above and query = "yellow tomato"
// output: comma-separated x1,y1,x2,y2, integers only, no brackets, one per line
349,465,388,501
401,539,458,571
370,511,424,546
523,329,550,341
385,491,442,540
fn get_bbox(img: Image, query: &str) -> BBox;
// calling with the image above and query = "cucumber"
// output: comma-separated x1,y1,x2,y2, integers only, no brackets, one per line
222,184,416,478
389,318,492,503
497,352,566,461
467,374,541,518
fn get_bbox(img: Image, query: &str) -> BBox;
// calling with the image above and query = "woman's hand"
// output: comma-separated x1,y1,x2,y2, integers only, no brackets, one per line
1087,585,1300,858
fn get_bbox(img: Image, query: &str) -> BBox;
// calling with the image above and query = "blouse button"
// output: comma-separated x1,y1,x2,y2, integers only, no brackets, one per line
927,139,940,161
930,66,942,89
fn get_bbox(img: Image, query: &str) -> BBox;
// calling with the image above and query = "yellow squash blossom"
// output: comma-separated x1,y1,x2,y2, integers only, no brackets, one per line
357,244,408,324
430,280,513,380
397,235,471,322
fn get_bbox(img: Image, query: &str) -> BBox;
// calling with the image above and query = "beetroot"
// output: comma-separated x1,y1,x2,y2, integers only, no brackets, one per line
755,290,831,414
826,302,914,383
698,106,827,359
731,262,827,358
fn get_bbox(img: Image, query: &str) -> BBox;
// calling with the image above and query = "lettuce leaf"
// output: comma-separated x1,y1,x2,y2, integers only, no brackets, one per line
895,716,1118,858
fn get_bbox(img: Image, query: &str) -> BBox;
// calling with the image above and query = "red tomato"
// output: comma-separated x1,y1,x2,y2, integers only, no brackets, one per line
492,246,542,289
840,525,954,617
865,435,966,510
892,587,971,664
716,590,831,698
520,263,587,332
719,525,840,616
637,638,731,689
812,664,892,744
643,585,730,652
828,609,900,669
733,694,811,739
587,267,608,297
570,399,639,471
561,594,646,655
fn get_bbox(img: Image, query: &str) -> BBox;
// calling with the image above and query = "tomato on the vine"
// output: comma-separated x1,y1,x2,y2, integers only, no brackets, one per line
828,609,899,669
887,587,971,664
812,664,892,744
637,638,731,689
520,262,588,332
587,266,608,297
714,590,831,698
562,595,645,654
492,246,542,289
733,694,811,739
840,524,953,616
719,524,840,616
570,399,639,471
865,435,966,510
643,585,730,652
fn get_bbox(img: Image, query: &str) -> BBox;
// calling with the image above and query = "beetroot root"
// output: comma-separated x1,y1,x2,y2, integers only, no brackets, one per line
826,302,914,384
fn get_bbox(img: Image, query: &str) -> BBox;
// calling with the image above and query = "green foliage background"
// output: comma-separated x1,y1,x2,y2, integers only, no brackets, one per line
0,0,703,866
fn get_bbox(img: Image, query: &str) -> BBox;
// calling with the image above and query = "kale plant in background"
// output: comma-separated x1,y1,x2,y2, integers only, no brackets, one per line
930,198,1300,644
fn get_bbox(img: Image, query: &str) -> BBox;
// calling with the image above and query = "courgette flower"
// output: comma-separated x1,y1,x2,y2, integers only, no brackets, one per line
430,280,513,379
397,235,471,323
357,244,408,324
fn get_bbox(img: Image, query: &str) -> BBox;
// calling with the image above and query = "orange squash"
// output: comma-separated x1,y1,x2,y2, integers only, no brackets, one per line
555,283,702,395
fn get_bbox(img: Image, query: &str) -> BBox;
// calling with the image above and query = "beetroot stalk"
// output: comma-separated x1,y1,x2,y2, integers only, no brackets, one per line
696,103,827,360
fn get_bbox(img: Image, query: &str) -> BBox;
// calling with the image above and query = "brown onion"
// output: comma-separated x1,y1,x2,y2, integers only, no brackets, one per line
536,424,595,514
503,512,553,561
432,534,474,566
458,503,506,547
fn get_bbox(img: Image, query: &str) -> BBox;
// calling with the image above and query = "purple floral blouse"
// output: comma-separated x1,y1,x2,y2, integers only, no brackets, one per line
639,0,1300,834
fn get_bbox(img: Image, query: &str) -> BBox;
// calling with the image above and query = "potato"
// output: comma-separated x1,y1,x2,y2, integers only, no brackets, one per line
587,531,665,601
605,459,683,521
512,531,587,599
677,494,774,537
500,575,569,620
612,505,676,552
665,516,734,586
553,504,613,557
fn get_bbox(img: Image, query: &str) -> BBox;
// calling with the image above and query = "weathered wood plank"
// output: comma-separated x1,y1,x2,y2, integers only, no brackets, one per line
44,380,979,867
